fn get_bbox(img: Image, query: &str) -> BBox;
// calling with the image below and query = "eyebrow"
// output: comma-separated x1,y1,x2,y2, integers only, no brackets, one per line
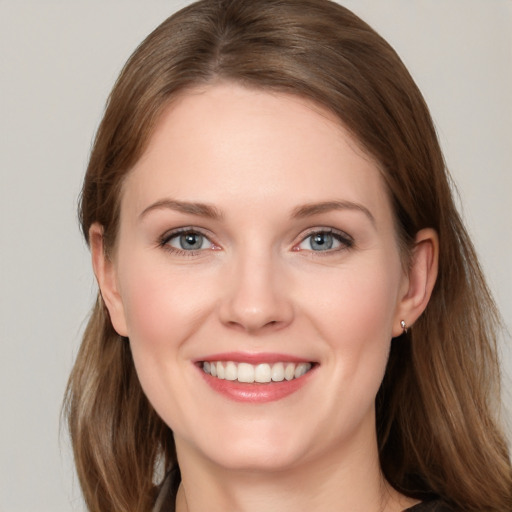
292,201,375,225
139,199,223,220
139,198,374,225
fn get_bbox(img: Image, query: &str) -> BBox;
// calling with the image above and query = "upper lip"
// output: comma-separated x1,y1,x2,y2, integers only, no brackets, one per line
195,352,316,364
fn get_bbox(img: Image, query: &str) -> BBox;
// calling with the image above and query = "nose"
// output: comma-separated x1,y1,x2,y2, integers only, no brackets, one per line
218,249,294,334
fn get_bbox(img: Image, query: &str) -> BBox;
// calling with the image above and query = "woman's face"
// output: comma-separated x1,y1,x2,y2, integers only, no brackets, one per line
99,83,412,471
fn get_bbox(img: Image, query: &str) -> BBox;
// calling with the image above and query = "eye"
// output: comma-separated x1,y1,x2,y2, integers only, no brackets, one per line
161,229,214,253
296,229,353,252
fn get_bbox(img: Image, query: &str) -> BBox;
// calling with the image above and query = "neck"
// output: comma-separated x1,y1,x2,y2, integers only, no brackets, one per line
174,425,414,512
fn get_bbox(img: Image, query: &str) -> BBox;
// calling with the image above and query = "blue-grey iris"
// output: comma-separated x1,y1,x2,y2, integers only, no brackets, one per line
180,232,204,250
310,233,334,251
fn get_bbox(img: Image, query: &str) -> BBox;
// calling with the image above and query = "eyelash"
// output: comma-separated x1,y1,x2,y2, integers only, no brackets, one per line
157,227,354,256
158,227,215,256
294,228,354,255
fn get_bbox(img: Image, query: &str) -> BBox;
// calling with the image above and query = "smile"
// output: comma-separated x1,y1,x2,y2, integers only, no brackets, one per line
202,361,313,383
197,355,317,403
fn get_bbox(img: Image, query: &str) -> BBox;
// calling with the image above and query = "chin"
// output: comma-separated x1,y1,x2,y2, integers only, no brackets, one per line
206,440,308,473
177,418,315,473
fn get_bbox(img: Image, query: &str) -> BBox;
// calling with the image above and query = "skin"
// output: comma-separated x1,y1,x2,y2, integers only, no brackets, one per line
91,83,438,512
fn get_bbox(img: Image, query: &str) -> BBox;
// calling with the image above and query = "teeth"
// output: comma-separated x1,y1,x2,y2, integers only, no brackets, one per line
238,362,255,383
202,361,312,383
255,363,272,383
225,361,237,381
295,363,310,378
284,362,295,381
271,362,284,382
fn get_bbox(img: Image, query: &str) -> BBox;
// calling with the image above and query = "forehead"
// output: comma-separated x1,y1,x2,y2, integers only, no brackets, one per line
121,82,391,222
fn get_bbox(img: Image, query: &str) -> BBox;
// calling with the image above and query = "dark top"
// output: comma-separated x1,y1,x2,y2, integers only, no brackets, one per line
152,469,453,512
405,501,453,511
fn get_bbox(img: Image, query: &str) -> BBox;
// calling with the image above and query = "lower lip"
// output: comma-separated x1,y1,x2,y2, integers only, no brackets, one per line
198,366,316,403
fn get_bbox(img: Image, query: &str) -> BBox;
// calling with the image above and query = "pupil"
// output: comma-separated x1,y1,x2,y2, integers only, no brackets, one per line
180,233,202,250
311,233,333,250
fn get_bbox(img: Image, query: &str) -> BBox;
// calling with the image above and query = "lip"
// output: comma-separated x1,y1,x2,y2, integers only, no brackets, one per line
195,352,314,364
195,352,317,403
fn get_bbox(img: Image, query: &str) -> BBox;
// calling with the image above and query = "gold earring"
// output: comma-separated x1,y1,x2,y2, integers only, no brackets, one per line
400,320,408,334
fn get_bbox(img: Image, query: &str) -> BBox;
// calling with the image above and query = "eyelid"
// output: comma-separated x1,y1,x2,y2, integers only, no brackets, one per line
159,226,210,243
158,226,219,255
157,226,353,256
293,227,354,253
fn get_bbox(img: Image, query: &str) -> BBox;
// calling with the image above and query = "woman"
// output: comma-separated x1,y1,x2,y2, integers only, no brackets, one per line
65,0,512,511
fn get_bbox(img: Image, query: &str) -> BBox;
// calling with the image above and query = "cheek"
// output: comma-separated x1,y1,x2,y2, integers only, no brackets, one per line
123,273,175,348
118,256,211,349
116,259,213,424
302,255,402,383
307,261,400,337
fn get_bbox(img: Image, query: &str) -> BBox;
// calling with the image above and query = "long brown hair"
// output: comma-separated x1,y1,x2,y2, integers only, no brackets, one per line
65,1,512,510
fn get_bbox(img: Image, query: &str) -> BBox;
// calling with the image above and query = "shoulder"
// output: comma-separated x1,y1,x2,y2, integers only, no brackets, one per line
404,500,454,512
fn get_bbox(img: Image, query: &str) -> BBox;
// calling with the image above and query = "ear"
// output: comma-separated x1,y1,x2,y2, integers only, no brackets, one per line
392,228,439,337
89,223,128,337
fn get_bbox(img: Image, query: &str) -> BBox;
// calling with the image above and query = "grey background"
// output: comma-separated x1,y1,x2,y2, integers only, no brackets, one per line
1,1,511,510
